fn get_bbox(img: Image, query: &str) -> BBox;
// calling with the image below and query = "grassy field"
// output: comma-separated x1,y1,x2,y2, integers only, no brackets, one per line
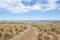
0,22,60,40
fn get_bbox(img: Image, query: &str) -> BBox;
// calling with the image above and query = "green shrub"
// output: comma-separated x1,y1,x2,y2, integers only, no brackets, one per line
51,28,56,32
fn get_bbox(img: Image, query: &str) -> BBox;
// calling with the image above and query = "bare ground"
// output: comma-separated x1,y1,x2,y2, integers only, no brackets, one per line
14,25,38,40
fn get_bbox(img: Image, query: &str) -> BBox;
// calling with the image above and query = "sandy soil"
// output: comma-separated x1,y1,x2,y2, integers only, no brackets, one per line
0,22,60,40
14,25,38,40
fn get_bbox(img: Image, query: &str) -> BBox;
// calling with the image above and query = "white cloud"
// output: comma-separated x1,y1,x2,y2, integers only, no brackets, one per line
0,0,60,13
42,0,59,12
47,0,57,9
31,4,42,10
26,3,42,10
0,0,29,13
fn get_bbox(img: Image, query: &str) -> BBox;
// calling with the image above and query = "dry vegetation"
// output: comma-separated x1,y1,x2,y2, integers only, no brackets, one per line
0,22,60,40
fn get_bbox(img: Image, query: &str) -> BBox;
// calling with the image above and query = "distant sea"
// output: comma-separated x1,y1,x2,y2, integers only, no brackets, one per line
0,20,60,22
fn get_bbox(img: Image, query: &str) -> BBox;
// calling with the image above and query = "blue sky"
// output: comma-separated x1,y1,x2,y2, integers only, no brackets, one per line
0,0,60,20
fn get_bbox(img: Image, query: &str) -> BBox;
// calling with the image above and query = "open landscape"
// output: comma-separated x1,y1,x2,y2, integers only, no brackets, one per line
0,0,60,40
0,22,60,40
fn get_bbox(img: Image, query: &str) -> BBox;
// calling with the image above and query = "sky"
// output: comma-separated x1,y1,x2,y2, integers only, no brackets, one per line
0,0,60,20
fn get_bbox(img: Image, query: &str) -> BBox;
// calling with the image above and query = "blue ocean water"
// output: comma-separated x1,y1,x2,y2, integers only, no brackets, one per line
0,20,60,22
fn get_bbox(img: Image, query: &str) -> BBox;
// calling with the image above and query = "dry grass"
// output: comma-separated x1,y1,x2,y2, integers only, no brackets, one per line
0,22,60,40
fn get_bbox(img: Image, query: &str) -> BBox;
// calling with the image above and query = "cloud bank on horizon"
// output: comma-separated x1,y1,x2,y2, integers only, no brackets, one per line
0,0,60,13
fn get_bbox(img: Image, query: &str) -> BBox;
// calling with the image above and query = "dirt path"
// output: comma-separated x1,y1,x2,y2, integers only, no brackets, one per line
14,26,38,40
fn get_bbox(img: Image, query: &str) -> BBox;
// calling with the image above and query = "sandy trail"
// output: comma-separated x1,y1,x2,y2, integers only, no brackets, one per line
14,26,38,40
